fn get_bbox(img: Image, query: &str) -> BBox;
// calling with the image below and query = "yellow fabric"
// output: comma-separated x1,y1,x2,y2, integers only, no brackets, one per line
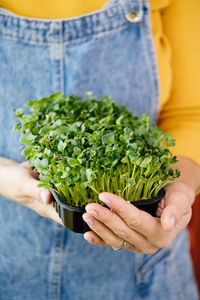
1,0,200,166
0,0,107,19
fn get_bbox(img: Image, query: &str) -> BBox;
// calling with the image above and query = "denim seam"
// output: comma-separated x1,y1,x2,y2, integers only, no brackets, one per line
51,44,61,92
142,1,160,120
169,229,198,300
169,245,186,300
0,22,146,46
59,22,64,94
135,248,171,285
0,20,147,46
49,224,65,300
139,10,155,116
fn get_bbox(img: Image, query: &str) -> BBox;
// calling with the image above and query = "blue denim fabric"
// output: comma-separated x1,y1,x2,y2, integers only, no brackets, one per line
0,1,198,299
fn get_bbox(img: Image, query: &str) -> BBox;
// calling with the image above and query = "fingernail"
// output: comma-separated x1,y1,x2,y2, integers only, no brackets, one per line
170,216,176,228
84,235,93,243
86,209,98,218
99,194,110,206
40,191,47,204
82,215,94,226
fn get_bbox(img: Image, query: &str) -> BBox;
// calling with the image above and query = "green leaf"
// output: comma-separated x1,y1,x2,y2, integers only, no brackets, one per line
121,156,129,164
39,126,50,135
124,127,133,139
128,178,136,186
13,123,20,131
67,122,82,132
53,119,62,127
34,157,48,170
37,183,51,189
44,148,51,156
20,133,34,144
86,169,95,182
41,158,48,168
140,157,152,168
116,115,124,125
111,159,118,167
21,145,33,157
58,140,66,152
128,143,137,150
168,168,174,176
27,99,37,107
39,174,50,184
14,108,23,116
67,157,79,167
81,124,85,132
73,147,81,156
61,167,71,178
119,135,126,143
101,133,115,144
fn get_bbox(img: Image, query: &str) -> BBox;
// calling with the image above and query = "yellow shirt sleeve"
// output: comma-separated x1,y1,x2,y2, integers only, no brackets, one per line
157,0,200,167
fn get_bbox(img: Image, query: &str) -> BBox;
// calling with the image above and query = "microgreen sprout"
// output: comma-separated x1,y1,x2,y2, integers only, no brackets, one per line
14,92,180,207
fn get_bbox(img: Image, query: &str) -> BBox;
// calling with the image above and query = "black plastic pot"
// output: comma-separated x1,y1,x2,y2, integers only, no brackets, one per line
131,188,165,216
51,190,90,233
51,188,165,234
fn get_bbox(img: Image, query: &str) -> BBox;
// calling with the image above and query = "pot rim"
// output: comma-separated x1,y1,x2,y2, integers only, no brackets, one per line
51,190,86,212
51,188,165,212
130,188,165,206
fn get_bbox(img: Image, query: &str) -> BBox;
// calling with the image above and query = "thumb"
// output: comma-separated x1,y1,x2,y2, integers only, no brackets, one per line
160,190,190,232
23,175,52,205
23,175,64,226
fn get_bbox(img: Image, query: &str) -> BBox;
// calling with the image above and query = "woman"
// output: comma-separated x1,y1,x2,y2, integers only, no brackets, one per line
0,0,199,299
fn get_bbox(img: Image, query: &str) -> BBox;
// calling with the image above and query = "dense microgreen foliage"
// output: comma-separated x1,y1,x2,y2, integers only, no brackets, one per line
14,92,180,207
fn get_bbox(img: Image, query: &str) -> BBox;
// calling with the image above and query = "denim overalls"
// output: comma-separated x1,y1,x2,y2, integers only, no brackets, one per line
0,1,198,299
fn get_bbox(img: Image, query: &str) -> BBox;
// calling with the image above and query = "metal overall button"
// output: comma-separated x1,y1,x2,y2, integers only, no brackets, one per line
125,8,143,23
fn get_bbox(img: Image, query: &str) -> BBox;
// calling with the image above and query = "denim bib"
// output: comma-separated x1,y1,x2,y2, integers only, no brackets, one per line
0,1,198,299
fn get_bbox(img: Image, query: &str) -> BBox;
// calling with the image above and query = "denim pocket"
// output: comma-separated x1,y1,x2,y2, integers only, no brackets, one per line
135,246,171,284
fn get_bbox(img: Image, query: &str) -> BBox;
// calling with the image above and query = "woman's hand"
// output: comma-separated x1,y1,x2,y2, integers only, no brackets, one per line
0,158,63,225
82,157,200,253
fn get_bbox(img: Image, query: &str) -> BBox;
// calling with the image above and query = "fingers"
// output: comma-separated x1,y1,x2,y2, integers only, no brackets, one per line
30,198,64,226
83,183,193,252
83,214,139,252
41,203,64,226
83,212,125,248
160,183,193,232
98,192,161,237
84,230,143,253
83,207,158,254
156,198,165,217
84,231,107,246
